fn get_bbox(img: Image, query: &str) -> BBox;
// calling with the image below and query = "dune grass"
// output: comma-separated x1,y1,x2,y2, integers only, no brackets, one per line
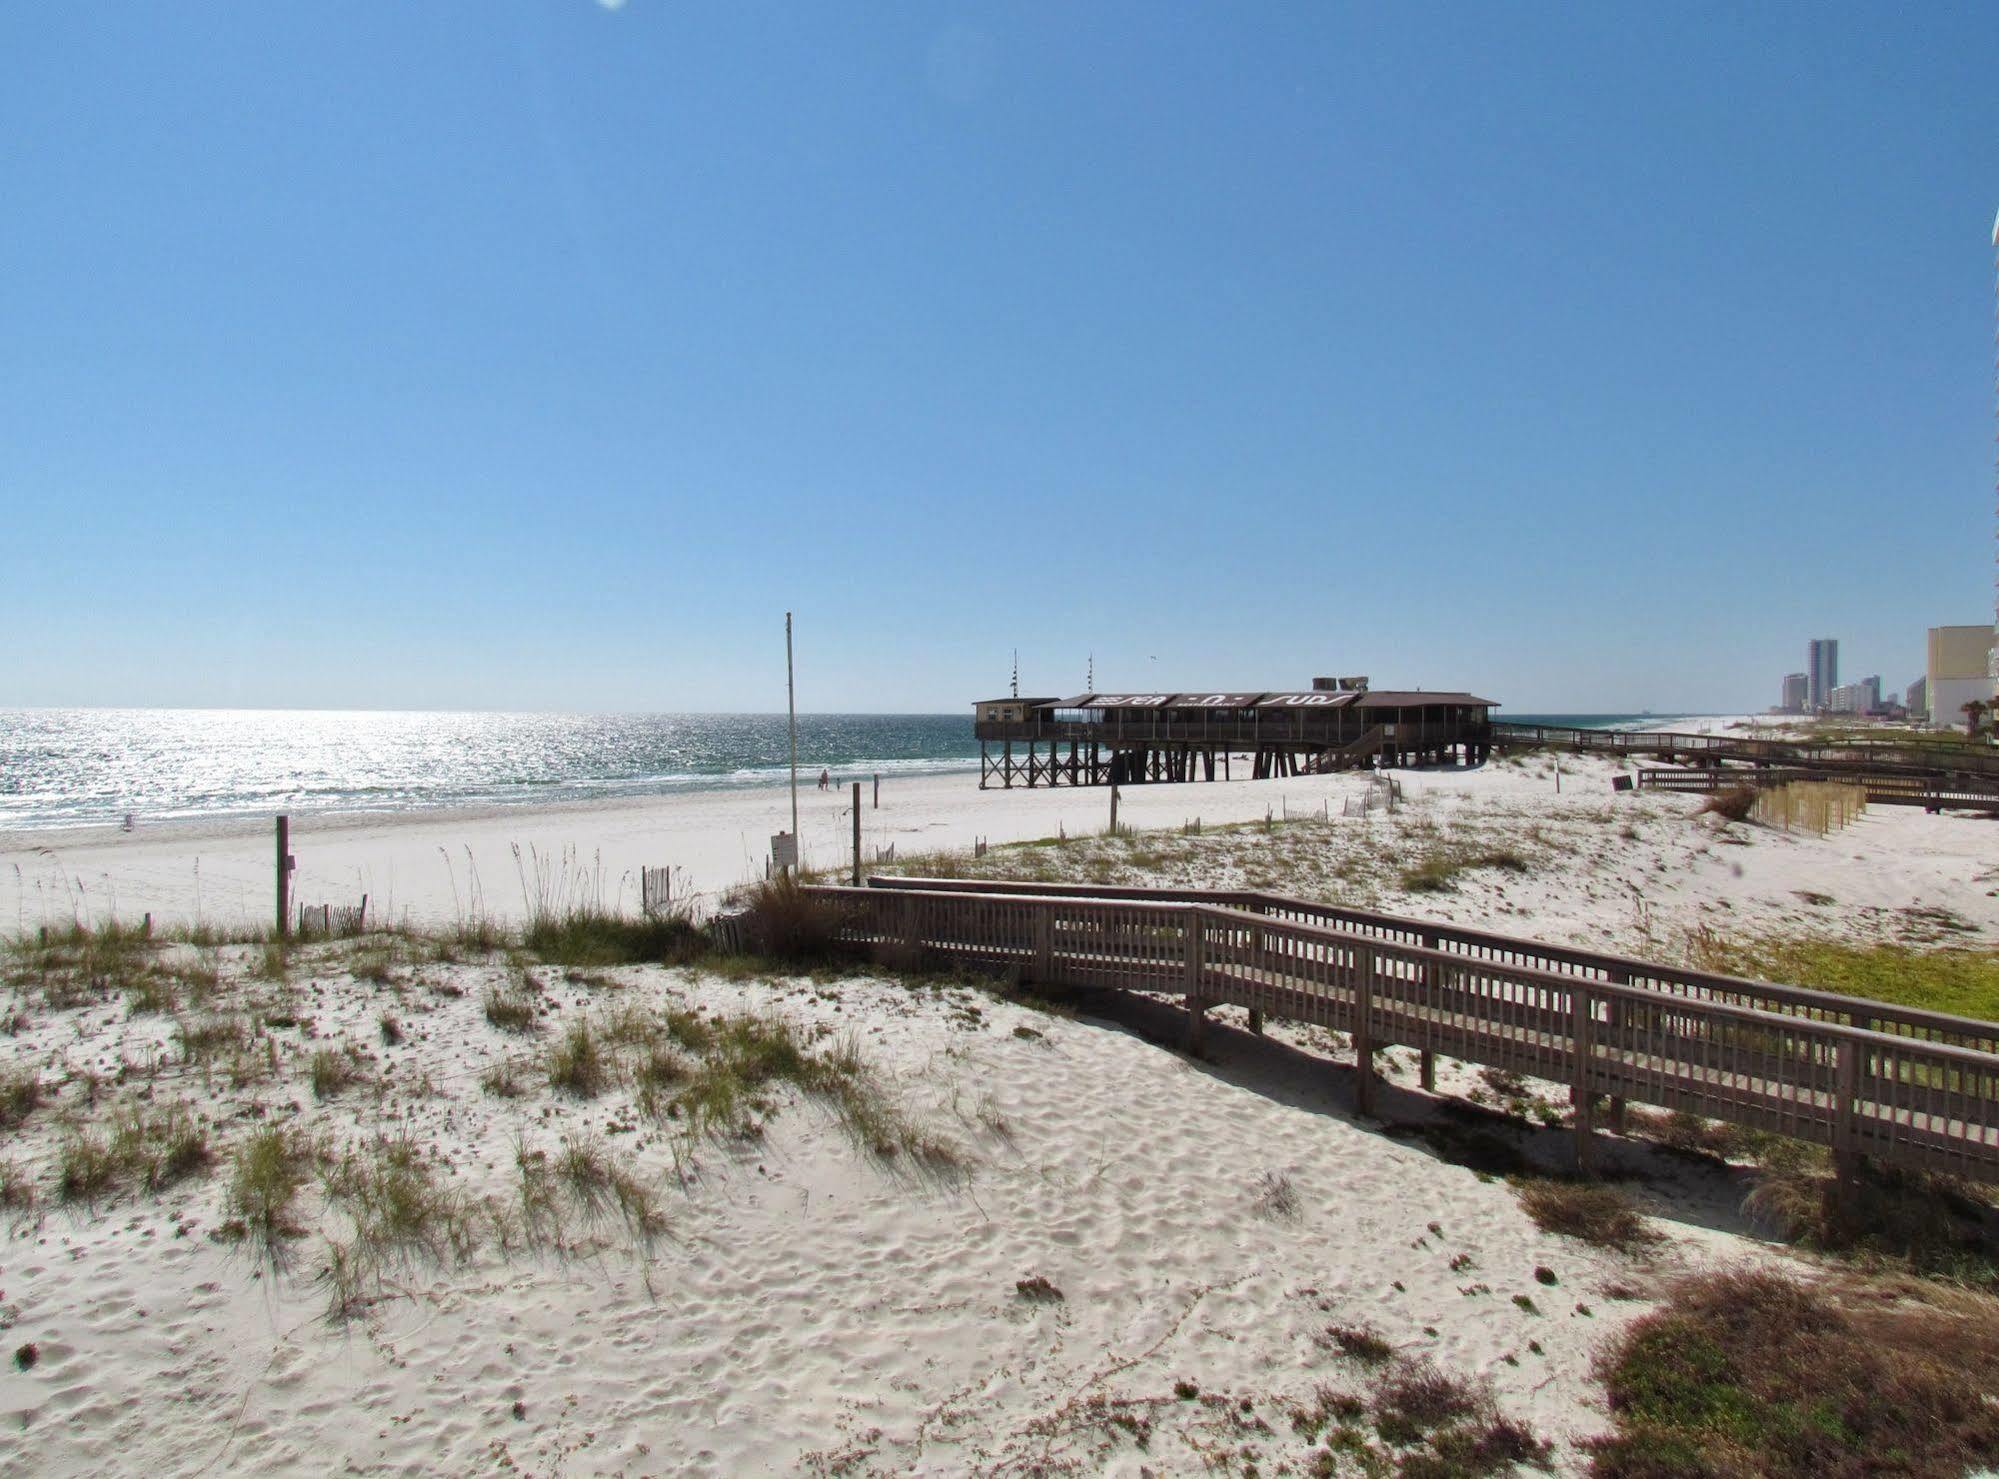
321,1130,493,1317
1743,1158,1999,1288
226,1124,320,1263
1589,1269,1999,1477
1291,1354,1553,1476
58,1101,212,1204
308,1046,362,1100
1513,1178,1659,1255
521,908,705,968
0,1066,41,1130
1399,845,1531,894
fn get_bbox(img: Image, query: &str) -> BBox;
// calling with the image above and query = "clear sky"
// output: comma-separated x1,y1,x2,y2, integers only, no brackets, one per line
3,4,1995,715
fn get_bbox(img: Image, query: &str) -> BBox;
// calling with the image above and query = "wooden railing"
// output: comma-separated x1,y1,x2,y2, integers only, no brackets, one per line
866,877,1999,1057
1493,722,1999,780
805,879,1999,1183
1635,767,1999,811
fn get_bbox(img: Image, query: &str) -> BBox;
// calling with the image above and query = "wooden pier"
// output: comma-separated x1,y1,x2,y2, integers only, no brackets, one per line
793,876,1999,1183
974,684,1496,790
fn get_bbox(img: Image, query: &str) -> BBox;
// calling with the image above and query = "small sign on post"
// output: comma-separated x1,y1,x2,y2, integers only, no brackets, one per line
771,831,798,876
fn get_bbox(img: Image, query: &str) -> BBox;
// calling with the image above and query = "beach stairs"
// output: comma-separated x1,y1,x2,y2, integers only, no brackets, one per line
1304,726,1387,774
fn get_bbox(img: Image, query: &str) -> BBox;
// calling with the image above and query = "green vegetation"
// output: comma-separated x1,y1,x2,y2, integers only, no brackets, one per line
1513,1178,1659,1254
226,1124,319,1261
1292,1356,1552,1476
1744,1158,1999,1288
1321,1323,1394,1365
0,1066,41,1130
552,1133,664,1245
1399,846,1530,895
482,973,540,1033
58,1101,211,1203
546,1019,608,1097
1589,1269,1999,1477
1685,932,1999,1020
308,1046,361,1100
736,875,848,962
321,1131,491,1317
2,918,161,1008
522,907,705,968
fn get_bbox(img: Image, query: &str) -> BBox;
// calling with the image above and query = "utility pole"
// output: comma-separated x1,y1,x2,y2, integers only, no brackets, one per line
1990,208,1999,703
786,612,799,874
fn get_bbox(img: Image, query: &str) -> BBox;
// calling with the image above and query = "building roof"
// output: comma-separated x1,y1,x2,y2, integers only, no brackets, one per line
974,696,1060,706
1030,690,1497,711
1351,691,1498,708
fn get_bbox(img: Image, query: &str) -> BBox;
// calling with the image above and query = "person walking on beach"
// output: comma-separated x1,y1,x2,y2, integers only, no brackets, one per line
818,768,830,792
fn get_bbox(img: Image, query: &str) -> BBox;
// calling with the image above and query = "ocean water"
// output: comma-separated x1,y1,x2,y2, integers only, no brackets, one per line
0,710,981,831
0,708,1708,832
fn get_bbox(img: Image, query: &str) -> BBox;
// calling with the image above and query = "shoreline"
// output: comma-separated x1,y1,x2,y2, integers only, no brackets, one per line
0,711,1746,846
0,714,1870,939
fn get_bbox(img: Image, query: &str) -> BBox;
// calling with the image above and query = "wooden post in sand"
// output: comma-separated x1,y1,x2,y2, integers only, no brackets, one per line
1183,907,1207,1053
851,782,862,886
1833,1037,1862,1192
1353,946,1376,1117
275,815,295,938
1571,983,1596,1173
1418,927,1439,1092
1606,970,1629,1132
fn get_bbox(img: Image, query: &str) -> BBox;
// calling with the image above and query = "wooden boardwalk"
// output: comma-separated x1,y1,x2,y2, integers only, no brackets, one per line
1634,766,1999,812
800,877,1999,1184
1495,721,1999,783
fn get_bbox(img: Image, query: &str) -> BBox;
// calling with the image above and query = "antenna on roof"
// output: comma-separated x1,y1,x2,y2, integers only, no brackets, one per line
1087,652,1094,690
1011,649,1018,700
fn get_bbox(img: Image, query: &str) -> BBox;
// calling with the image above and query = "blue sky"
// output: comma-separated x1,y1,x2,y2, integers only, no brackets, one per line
3,3,1994,714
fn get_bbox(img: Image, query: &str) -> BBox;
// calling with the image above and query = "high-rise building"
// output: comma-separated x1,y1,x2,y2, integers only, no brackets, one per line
1807,639,1839,710
1907,675,1928,716
1928,625,1995,726
1827,677,1881,715
1779,673,1809,713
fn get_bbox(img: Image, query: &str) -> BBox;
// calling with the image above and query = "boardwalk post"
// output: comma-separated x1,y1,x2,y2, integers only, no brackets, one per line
1183,908,1207,1054
1571,983,1596,1172
1606,971,1629,1132
1033,905,1053,982
1353,945,1376,1117
275,815,294,939
899,894,920,969
851,782,862,886
1833,1036,1862,1190
1418,928,1439,1092
1247,1009,1265,1036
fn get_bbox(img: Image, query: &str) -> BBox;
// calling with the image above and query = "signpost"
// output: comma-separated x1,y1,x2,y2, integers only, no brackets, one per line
275,815,296,937
785,613,800,876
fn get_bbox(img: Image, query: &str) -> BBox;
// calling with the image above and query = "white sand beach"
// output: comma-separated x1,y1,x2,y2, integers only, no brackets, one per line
3,724,1996,1475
